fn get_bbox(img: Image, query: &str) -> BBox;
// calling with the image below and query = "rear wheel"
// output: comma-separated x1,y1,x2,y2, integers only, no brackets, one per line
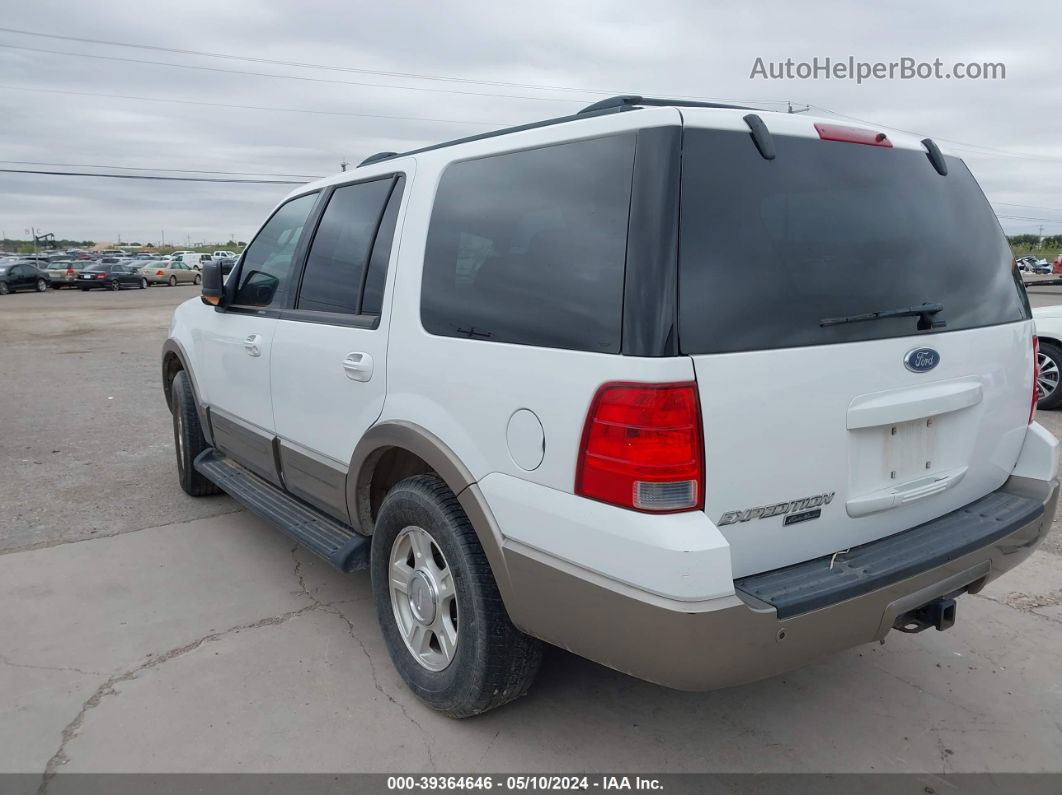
371,474,542,717
110,280,120,291
194,274,201,285
35,279,47,292
1037,341,1062,410
171,370,222,497
168,275,177,287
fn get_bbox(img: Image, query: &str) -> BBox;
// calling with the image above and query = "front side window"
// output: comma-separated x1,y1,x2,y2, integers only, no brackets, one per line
421,134,636,353
297,179,394,315
234,192,318,308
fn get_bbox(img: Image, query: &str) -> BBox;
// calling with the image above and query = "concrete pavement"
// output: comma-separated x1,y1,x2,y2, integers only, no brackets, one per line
3,510,1062,776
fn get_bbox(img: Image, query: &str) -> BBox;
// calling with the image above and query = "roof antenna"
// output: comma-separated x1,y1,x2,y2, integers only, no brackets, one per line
787,101,810,114
340,159,350,172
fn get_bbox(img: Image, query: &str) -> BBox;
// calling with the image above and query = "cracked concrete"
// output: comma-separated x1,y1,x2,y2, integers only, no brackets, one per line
3,509,1062,775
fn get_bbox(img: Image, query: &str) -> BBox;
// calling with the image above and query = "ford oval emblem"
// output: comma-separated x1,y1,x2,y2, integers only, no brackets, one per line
904,347,940,373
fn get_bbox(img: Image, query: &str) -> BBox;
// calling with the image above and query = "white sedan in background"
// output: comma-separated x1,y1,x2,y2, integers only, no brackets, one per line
1033,306,1062,409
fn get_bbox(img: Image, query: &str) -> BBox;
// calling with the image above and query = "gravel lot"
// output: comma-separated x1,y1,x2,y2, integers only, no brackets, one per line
2,285,1061,778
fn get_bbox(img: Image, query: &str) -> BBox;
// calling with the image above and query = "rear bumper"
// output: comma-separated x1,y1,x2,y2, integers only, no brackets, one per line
500,475,1057,691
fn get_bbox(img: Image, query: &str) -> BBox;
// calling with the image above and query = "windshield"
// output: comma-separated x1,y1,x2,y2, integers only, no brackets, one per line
678,128,1029,354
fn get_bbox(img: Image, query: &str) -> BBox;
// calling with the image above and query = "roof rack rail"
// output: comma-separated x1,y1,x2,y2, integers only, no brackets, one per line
356,94,758,169
359,151,398,167
578,95,758,114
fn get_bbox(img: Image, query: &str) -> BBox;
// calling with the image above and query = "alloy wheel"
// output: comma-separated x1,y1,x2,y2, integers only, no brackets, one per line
1037,351,1060,401
388,525,459,671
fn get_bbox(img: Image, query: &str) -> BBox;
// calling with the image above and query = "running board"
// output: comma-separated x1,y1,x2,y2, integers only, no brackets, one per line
194,448,369,572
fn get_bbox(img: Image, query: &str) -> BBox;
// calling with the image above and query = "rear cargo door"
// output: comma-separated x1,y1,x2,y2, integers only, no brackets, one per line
677,121,1034,578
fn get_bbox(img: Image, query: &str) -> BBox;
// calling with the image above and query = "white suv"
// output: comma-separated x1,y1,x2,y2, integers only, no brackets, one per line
163,95,1059,717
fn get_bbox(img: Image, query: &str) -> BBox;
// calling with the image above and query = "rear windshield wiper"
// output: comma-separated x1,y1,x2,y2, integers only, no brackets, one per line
820,302,945,330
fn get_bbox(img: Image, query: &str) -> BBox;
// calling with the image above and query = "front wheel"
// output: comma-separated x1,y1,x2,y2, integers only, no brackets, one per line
139,277,147,289
1037,341,1062,410
171,370,222,497
371,474,542,717
0,282,9,295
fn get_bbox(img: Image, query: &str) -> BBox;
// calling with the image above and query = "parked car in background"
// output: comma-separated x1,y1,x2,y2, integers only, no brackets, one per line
45,260,84,287
177,253,213,270
1054,256,1062,275
1033,306,1062,409
212,250,237,260
0,261,50,294
139,260,201,286
77,262,148,290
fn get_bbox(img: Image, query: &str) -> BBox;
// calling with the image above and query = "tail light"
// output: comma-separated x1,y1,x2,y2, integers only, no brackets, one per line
156,270,165,276
576,382,704,513
96,273,106,280
65,268,74,275
1031,336,1040,424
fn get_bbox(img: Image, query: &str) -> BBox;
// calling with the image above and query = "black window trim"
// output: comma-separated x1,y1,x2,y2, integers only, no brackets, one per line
284,172,403,328
221,188,325,316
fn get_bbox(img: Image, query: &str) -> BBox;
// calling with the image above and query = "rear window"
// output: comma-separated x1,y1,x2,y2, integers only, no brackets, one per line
678,129,1029,354
421,134,636,353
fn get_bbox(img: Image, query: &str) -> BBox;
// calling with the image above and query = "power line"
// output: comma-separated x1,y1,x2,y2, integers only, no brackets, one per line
0,43,585,104
0,83,512,127
0,26,802,107
995,213,1062,223
0,158,323,179
0,168,306,184
993,201,1062,214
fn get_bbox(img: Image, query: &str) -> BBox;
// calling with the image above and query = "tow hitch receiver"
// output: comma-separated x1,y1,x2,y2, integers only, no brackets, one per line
894,597,957,633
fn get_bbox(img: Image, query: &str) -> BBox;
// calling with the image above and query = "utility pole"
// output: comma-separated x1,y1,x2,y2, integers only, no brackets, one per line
161,230,165,248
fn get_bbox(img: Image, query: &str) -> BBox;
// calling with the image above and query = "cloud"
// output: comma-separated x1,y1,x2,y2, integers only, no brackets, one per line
1,0,1060,242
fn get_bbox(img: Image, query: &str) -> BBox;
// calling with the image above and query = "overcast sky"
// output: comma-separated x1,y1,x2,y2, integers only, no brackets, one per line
1,0,1060,245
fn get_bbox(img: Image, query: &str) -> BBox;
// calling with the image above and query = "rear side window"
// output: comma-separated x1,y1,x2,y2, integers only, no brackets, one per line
234,192,318,308
297,178,395,315
421,134,636,352
678,129,1029,354
361,176,405,316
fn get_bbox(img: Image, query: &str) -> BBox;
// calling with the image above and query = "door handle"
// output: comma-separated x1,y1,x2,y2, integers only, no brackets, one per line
343,351,374,382
243,334,263,357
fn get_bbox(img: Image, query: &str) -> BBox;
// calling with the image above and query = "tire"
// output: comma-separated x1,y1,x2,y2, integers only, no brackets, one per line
171,370,222,497
0,282,8,295
194,274,201,285
80,286,89,291
168,275,177,287
139,277,147,289
1037,341,1062,410
36,279,47,292
110,281,120,291
371,474,542,717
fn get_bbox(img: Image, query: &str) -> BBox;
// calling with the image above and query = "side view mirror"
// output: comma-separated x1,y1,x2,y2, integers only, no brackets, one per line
200,260,225,306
